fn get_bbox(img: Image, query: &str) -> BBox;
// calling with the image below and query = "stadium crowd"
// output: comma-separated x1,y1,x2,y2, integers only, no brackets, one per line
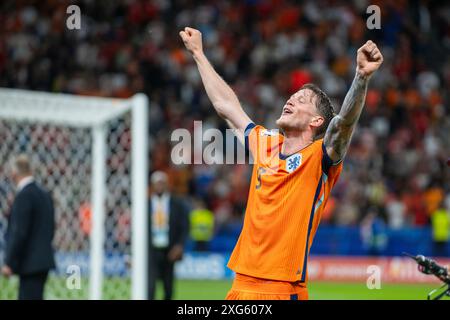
0,0,449,234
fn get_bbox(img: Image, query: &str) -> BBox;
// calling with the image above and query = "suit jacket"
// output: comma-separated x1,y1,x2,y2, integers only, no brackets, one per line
148,195,190,253
5,182,56,275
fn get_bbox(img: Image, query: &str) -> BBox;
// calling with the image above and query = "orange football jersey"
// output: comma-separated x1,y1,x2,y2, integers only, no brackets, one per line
227,123,343,282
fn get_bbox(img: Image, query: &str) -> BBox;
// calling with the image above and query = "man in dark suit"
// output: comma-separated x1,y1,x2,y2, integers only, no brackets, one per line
1,155,56,300
148,171,189,300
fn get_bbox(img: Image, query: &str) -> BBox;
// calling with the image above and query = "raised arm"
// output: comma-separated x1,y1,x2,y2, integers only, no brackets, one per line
324,40,383,162
179,27,252,141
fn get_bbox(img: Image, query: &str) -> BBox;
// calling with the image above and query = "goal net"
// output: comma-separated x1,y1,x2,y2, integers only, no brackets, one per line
0,88,149,299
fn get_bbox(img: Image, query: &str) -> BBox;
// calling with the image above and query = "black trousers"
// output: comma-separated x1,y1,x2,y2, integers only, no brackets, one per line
148,248,174,300
18,271,49,300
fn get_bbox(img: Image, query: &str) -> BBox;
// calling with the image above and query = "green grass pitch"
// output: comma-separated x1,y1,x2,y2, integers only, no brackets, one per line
172,280,446,300
1,277,447,300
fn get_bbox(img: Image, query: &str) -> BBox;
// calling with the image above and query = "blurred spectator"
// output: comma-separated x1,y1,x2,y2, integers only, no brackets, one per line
189,197,215,252
360,207,388,256
424,180,445,217
148,171,189,300
385,191,406,229
430,201,450,257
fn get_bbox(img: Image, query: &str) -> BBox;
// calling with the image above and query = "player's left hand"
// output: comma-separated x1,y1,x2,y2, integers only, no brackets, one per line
1,265,12,277
356,40,383,78
168,244,184,262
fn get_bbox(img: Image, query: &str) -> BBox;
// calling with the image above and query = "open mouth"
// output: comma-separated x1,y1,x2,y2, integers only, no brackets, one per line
282,107,293,115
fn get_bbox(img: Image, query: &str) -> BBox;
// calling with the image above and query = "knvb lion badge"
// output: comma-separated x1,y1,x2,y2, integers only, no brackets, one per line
286,154,302,173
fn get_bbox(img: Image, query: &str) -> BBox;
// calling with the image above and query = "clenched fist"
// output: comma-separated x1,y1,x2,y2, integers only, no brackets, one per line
179,27,203,56
356,40,383,78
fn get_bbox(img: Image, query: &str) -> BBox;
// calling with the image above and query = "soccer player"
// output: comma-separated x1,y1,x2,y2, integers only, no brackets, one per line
180,27,383,300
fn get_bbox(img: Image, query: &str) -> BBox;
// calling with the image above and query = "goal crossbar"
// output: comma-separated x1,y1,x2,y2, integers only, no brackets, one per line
0,88,132,127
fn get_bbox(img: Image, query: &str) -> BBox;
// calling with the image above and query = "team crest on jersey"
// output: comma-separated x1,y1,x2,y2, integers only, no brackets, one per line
260,129,278,137
286,154,302,173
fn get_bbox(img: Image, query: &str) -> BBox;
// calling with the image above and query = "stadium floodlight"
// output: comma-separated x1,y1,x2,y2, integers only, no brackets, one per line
0,88,149,300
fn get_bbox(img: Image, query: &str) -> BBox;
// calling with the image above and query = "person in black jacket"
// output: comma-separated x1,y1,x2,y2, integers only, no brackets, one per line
148,171,189,300
1,155,56,300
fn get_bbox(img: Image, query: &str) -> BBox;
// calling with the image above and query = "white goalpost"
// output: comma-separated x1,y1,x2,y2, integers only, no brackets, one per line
0,88,149,300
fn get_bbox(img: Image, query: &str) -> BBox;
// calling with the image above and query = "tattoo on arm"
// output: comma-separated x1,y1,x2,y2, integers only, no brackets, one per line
324,73,369,162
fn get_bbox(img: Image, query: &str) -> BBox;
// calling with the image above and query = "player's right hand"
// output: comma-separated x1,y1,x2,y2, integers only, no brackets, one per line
179,27,203,56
